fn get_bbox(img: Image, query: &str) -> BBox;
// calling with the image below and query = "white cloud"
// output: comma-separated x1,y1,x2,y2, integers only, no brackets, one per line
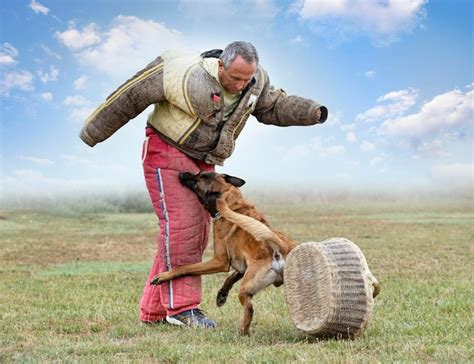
59,154,96,167
283,136,346,160
0,71,34,96
357,84,473,161
379,86,473,139
2,169,112,196
38,65,59,83
335,172,350,180
178,0,280,21
70,107,95,122
325,145,346,156
19,156,54,166
12,169,44,179
328,111,342,126
417,139,451,158
340,122,356,131
178,0,237,19
365,70,376,78
356,88,418,123
0,55,15,65
291,35,307,45
370,156,385,166
41,92,53,101
63,95,89,106
443,132,466,142
431,163,474,187
283,144,310,160
74,75,87,90
62,95,94,122
0,43,18,65
361,140,375,151
346,131,357,142
29,0,50,15
55,23,102,50
252,0,280,18
296,0,427,44
41,45,62,60
63,16,183,78
312,137,346,157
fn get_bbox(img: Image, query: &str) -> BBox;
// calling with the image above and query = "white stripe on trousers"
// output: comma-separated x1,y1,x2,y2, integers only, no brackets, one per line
156,168,174,309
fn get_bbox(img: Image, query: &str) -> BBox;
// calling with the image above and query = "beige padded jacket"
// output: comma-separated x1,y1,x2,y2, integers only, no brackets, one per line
80,49,328,165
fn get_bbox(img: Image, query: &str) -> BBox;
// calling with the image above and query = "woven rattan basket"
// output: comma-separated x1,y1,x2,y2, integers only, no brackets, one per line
284,238,380,339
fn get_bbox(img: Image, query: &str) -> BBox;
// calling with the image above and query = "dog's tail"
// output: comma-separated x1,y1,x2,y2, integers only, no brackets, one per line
216,199,289,255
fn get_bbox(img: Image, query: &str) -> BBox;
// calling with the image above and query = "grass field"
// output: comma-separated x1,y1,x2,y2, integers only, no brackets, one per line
1,195,473,363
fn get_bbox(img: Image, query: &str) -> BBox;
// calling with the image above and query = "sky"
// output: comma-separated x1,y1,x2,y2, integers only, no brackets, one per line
0,0,473,198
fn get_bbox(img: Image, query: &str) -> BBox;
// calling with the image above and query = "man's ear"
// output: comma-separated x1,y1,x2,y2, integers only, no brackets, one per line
223,174,246,187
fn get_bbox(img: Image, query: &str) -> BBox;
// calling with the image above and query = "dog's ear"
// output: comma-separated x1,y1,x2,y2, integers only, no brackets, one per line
223,174,246,187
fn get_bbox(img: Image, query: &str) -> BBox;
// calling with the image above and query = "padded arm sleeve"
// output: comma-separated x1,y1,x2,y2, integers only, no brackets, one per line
252,70,328,127
79,57,166,147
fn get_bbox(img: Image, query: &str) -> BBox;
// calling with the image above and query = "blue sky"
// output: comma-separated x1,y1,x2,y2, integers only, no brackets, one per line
1,0,473,197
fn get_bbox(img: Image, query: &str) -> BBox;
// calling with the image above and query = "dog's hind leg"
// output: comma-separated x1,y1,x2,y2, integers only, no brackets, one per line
238,290,254,336
237,263,272,336
216,270,243,307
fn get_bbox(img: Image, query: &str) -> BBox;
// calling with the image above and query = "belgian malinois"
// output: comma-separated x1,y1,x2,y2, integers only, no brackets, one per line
150,172,295,335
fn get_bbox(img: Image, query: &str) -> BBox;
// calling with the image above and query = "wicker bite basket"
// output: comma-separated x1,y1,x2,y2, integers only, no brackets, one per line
284,238,380,339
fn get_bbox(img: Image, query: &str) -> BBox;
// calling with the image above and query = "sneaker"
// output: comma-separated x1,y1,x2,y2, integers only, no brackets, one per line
166,309,217,328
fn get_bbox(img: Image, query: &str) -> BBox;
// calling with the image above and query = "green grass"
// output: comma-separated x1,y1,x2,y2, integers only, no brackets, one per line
1,198,473,363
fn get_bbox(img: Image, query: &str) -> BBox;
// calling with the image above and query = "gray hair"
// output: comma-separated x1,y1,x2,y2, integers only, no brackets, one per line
220,41,259,69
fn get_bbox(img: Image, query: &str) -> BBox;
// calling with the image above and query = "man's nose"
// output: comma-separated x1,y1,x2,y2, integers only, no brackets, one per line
237,81,247,90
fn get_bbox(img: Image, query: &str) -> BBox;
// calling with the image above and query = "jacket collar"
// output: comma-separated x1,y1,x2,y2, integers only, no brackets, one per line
200,49,223,59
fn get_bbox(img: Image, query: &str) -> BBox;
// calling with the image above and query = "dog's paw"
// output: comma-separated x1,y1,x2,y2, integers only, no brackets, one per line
240,327,250,336
150,275,164,285
216,290,228,307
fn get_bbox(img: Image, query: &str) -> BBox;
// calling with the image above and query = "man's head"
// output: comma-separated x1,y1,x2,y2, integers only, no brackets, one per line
218,41,259,94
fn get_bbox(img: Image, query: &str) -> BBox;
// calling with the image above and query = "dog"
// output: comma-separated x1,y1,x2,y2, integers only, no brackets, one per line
150,172,295,335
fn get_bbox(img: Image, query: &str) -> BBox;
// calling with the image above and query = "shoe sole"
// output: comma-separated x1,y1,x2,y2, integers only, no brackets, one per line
165,315,216,328
166,315,187,327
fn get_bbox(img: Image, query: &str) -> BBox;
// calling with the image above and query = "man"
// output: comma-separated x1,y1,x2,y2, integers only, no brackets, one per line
80,41,328,328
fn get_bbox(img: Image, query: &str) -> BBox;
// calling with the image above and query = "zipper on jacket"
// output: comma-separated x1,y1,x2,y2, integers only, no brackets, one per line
180,62,257,149
229,93,258,151
232,108,252,141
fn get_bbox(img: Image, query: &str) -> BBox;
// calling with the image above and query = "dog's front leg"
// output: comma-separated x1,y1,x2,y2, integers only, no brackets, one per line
150,257,229,285
216,270,243,307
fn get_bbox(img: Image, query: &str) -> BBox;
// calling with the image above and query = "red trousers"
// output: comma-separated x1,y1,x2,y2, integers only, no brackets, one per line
139,128,215,322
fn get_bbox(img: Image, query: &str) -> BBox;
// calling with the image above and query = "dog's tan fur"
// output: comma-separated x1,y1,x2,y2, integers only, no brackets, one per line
151,172,295,335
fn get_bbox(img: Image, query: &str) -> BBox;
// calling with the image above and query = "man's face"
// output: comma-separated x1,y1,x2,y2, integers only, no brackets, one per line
218,55,257,94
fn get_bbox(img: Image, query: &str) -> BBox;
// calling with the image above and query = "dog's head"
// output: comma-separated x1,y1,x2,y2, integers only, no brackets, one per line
179,172,245,217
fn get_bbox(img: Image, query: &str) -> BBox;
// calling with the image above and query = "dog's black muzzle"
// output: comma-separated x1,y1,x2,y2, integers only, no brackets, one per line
179,172,196,191
178,172,221,219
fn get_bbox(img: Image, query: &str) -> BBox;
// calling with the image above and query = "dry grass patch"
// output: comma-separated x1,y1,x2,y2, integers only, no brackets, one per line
1,198,473,362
